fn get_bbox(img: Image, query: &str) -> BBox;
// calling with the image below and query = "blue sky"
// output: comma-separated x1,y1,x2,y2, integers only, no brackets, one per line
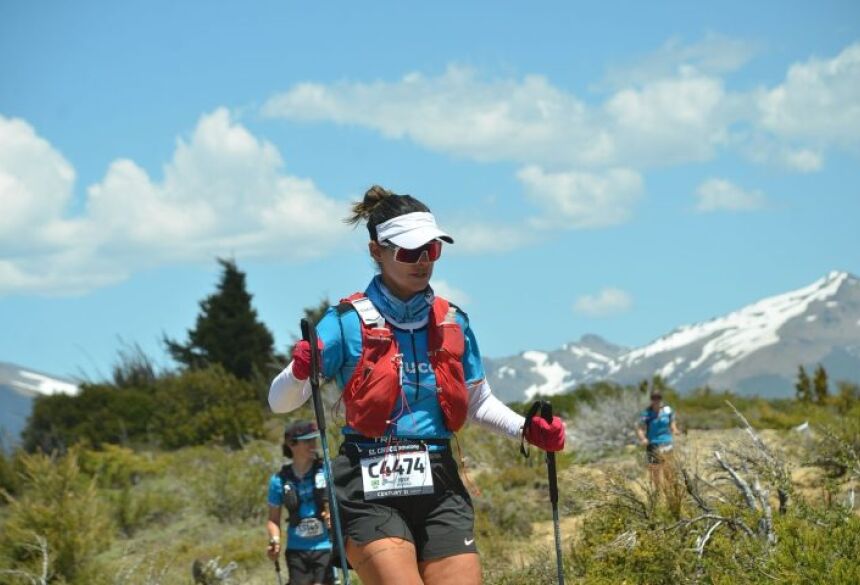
1,1,859,380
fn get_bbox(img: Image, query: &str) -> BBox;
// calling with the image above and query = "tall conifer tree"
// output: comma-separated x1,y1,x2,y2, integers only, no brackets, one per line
795,365,812,403
165,258,276,380
813,364,829,404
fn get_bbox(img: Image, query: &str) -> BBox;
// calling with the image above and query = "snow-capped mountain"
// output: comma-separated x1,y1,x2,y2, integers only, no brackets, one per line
484,271,860,401
0,362,78,446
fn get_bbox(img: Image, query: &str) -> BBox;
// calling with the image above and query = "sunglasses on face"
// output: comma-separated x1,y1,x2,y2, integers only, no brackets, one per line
381,239,443,264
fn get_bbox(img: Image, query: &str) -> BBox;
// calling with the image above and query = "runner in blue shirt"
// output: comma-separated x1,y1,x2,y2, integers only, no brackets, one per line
269,185,566,585
266,420,334,585
636,391,679,492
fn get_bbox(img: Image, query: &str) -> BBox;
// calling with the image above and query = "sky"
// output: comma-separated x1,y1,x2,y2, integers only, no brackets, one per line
1,1,859,381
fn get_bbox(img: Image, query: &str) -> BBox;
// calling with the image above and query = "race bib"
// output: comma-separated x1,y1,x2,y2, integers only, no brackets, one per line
360,443,434,500
295,517,324,538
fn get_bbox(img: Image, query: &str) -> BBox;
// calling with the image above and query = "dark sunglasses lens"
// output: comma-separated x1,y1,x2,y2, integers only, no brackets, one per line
394,240,442,263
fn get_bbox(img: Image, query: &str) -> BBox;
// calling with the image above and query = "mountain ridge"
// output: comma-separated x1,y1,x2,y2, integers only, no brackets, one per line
485,271,860,402
0,362,78,447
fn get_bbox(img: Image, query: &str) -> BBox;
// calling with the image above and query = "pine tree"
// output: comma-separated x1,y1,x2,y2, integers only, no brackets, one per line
164,258,276,380
795,365,812,403
813,364,829,404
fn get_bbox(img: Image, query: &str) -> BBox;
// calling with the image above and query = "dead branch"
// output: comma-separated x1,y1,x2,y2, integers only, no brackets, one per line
0,533,50,585
694,520,723,557
714,450,758,510
752,478,776,545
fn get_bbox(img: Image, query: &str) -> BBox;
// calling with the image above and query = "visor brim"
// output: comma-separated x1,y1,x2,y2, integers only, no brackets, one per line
386,226,454,249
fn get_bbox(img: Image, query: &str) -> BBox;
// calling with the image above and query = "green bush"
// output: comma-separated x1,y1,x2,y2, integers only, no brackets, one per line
111,480,185,537
0,448,111,583
190,441,275,523
79,444,161,488
23,384,157,452
153,366,264,450
0,447,22,501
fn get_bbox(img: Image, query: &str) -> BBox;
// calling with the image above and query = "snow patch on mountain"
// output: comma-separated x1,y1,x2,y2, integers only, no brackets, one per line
483,271,860,400
616,271,848,376
0,362,79,397
17,371,79,396
522,351,570,398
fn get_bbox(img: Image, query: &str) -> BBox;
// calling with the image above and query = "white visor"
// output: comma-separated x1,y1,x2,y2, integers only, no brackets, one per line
375,211,454,249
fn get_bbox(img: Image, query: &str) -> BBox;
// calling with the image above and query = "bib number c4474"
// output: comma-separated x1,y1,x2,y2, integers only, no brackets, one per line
360,443,433,500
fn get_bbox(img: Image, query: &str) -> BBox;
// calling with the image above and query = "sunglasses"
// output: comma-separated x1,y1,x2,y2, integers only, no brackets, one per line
381,239,443,264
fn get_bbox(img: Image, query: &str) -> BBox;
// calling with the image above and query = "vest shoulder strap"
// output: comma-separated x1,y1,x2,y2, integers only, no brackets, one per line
278,464,295,484
338,293,386,329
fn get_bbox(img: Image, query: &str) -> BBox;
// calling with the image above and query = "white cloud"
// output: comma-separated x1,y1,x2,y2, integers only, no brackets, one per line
263,40,860,175
0,115,76,243
431,279,471,306
517,166,643,229
599,34,758,90
0,109,346,295
574,288,633,317
741,136,824,173
757,43,860,147
263,64,733,169
603,67,732,166
695,178,766,212
264,66,608,168
446,221,534,253
783,148,824,172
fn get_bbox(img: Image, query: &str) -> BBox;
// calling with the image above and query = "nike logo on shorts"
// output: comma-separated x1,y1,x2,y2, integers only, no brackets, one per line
464,537,475,546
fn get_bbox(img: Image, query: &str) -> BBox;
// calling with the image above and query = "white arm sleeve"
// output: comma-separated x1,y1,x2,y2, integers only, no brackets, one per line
467,379,525,439
268,362,312,413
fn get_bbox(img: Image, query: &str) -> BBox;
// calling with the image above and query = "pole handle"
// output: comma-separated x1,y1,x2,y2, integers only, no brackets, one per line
540,401,559,505
300,318,326,433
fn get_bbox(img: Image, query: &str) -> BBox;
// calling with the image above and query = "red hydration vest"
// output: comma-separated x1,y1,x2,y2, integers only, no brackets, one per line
339,292,469,438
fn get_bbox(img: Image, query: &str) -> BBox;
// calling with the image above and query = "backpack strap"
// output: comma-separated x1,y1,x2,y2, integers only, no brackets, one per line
278,465,300,523
338,292,386,329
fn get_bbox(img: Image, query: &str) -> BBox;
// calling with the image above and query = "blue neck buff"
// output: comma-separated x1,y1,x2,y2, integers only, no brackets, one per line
365,275,434,329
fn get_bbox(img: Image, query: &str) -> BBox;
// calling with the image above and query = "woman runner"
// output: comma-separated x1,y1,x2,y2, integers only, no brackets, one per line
266,420,334,585
269,185,565,585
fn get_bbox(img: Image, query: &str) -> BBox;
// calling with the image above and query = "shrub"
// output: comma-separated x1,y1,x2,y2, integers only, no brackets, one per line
190,441,275,523
111,480,185,537
153,366,264,450
566,389,643,457
0,448,111,583
22,384,157,452
0,446,22,500
78,444,161,489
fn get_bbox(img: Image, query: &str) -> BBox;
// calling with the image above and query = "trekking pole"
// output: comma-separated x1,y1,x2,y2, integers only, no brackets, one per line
301,318,351,585
522,400,565,585
540,401,566,585
274,560,284,585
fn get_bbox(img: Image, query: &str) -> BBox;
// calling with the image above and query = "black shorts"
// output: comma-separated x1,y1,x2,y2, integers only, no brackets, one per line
285,549,333,585
647,443,673,464
332,439,477,562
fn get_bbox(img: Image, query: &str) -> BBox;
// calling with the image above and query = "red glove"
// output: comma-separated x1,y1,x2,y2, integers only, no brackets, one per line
524,415,566,452
291,338,323,381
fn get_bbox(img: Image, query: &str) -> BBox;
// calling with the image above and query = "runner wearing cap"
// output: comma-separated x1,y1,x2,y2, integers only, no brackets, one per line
269,185,566,585
636,392,679,492
266,420,335,585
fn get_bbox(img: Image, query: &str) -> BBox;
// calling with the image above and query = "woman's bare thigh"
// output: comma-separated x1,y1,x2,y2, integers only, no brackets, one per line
346,537,423,585
419,552,482,585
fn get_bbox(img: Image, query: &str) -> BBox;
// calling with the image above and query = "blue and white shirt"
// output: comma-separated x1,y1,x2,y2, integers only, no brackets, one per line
639,405,674,446
316,276,485,440
269,276,525,441
267,464,331,551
